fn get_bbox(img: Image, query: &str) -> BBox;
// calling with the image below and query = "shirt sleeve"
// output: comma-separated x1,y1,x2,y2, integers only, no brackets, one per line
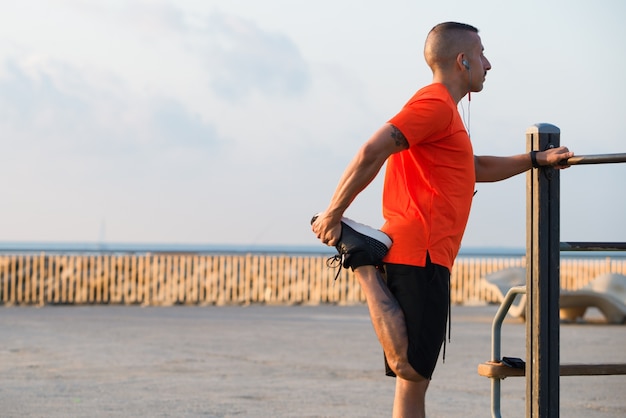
387,98,454,147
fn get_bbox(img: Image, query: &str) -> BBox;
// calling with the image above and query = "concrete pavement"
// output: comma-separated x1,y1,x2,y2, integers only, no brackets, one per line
1,304,625,417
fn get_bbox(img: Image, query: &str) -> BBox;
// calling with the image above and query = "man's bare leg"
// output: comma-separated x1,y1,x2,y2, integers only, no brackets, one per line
354,265,425,382
392,378,429,418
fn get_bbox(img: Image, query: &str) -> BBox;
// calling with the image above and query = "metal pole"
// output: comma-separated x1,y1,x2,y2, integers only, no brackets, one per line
560,242,626,251
491,286,528,362
492,378,501,418
526,123,561,417
564,153,626,165
490,286,527,418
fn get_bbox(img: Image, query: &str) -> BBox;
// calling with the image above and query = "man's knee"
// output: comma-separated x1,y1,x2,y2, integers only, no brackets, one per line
387,354,427,382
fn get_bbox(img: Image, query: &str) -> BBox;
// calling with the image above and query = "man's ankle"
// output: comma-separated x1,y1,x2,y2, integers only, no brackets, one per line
348,251,378,271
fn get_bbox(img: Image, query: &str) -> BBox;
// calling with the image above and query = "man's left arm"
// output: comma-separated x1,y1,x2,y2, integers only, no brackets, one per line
475,146,574,182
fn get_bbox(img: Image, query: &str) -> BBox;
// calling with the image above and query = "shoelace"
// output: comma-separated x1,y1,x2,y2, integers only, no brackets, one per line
326,254,345,280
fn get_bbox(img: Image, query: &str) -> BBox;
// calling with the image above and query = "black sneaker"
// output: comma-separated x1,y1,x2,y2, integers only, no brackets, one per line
311,214,392,278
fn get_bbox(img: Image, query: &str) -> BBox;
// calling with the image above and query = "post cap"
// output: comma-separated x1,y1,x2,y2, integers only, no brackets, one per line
526,123,560,135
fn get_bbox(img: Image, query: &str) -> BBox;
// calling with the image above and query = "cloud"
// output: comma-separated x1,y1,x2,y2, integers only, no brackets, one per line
205,12,312,101
63,0,188,38
0,58,89,137
45,3,313,103
152,99,218,149
0,56,220,154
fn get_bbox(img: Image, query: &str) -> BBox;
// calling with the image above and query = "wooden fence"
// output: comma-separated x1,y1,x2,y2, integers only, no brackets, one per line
1,253,624,306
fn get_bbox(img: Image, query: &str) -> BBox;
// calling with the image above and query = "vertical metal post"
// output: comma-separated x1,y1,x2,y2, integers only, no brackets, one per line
526,124,561,417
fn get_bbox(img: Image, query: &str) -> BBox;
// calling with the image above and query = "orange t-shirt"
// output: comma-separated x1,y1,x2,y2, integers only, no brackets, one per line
381,83,475,270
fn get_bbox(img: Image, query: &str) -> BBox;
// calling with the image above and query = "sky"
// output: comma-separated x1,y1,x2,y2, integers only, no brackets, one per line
1,0,625,250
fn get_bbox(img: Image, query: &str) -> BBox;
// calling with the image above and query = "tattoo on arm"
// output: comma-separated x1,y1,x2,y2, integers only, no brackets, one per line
390,125,409,149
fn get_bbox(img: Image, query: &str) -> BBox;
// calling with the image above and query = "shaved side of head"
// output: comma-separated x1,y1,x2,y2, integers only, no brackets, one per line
424,22,479,71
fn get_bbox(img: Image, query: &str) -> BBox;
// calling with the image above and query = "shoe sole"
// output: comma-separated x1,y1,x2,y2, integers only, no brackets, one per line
340,217,392,248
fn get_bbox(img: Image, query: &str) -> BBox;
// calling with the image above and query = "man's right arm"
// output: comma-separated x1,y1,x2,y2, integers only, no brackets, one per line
311,123,409,247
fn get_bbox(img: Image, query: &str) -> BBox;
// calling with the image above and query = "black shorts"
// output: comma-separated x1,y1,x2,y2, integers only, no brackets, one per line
383,256,450,380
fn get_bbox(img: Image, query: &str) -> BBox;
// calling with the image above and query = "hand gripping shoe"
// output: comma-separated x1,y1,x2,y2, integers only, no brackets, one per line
311,214,392,279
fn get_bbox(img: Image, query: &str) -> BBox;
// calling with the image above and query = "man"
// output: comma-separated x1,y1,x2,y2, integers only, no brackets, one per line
310,22,573,417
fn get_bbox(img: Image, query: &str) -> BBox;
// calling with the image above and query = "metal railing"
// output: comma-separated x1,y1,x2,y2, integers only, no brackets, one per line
481,123,626,417
563,153,626,165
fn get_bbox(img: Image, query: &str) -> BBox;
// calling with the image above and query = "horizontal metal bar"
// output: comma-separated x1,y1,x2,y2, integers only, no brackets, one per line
564,153,626,165
560,242,626,251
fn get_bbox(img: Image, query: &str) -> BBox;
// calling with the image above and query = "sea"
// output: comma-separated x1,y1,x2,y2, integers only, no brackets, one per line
0,242,623,259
